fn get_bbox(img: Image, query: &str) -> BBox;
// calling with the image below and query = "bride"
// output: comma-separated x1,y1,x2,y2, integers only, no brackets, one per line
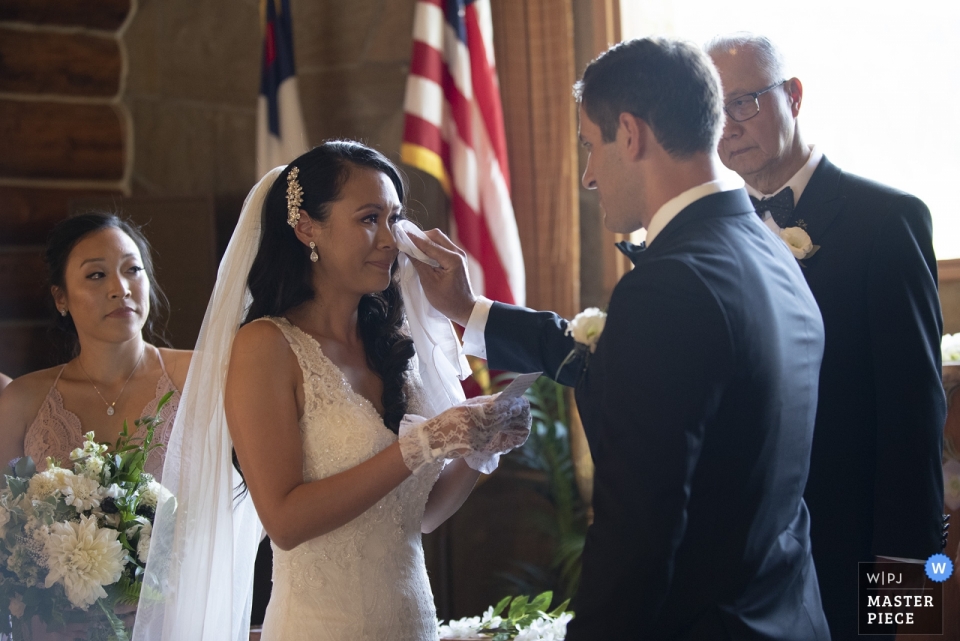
133,141,531,641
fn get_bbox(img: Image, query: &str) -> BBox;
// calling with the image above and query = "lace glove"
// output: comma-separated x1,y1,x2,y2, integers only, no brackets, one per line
398,395,532,475
460,395,532,473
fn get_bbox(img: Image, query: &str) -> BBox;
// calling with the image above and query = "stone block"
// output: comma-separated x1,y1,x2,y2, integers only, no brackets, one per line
292,0,378,70
0,0,130,31
127,98,256,197
0,27,120,96
214,109,257,194
299,63,406,152
121,0,162,96
362,0,416,64
0,186,123,245
0,100,124,180
152,0,259,105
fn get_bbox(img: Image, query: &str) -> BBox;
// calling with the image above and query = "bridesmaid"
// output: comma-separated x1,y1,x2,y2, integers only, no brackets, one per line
0,212,190,481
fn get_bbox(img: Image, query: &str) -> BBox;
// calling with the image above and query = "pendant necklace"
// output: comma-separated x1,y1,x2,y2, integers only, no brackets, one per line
77,346,146,416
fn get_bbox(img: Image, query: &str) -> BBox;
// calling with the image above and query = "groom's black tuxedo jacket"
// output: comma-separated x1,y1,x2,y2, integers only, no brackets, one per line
791,157,945,639
485,189,830,640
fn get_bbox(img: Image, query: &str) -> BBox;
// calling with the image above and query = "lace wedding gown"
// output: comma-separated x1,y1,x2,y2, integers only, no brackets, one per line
259,317,442,641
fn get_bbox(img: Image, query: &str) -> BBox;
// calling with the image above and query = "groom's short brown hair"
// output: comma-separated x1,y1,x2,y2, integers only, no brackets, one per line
574,37,723,158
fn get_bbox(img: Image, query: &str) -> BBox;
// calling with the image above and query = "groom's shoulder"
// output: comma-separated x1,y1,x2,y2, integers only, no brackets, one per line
616,255,723,312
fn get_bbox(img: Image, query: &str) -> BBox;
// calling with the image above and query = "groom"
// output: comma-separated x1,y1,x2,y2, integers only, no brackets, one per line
411,38,829,640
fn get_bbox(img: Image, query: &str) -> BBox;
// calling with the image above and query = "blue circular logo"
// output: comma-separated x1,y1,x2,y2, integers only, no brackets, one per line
925,553,954,582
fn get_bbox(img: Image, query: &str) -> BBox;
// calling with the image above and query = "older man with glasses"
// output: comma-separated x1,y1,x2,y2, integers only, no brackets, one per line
707,33,947,640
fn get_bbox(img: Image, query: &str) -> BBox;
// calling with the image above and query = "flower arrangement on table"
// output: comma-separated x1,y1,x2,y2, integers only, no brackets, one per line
0,393,173,641
438,591,573,641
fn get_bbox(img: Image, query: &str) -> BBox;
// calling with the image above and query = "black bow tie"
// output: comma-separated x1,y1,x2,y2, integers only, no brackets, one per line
750,187,795,228
615,240,646,265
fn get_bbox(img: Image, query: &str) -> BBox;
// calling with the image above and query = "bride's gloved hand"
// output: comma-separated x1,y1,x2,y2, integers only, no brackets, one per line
398,395,532,475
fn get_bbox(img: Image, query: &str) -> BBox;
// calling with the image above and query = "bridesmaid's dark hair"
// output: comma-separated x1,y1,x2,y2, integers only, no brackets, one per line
243,140,414,433
46,212,170,356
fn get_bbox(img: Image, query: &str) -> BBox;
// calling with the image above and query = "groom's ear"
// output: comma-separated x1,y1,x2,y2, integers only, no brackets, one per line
617,113,647,161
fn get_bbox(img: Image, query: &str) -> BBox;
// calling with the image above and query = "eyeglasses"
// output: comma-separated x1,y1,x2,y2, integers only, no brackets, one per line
723,80,787,123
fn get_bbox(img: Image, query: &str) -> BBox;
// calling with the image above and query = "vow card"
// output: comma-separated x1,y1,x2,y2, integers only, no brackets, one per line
497,372,542,400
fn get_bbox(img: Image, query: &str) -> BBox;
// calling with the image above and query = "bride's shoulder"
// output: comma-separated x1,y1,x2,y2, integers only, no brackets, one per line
229,319,300,381
233,317,291,352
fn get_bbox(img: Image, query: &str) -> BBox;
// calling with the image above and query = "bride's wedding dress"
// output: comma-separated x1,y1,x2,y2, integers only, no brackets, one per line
259,317,441,641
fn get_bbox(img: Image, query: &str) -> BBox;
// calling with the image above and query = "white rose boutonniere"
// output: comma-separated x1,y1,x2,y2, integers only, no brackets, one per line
566,307,606,353
555,308,607,379
779,226,820,261
942,333,960,363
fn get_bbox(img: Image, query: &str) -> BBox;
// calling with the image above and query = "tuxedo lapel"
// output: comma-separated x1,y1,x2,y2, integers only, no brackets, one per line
794,156,846,250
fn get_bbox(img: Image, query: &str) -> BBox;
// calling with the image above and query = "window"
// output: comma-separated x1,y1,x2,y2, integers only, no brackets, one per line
620,0,960,258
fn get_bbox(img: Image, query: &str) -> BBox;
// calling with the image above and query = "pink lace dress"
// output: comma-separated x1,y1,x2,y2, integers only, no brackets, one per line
23,354,180,481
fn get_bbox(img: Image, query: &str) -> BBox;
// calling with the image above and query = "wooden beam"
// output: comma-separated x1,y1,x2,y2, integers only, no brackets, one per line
0,0,130,31
0,186,122,245
0,100,125,181
0,27,121,97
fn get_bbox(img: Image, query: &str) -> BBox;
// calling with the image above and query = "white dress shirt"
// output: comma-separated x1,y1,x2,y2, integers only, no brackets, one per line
746,145,823,234
461,178,742,358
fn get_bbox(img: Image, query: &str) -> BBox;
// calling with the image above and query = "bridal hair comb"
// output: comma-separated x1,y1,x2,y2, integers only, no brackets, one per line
286,167,303,228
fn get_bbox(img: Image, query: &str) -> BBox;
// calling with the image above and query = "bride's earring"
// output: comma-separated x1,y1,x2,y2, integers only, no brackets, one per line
59,308,67,317
309,242,318,263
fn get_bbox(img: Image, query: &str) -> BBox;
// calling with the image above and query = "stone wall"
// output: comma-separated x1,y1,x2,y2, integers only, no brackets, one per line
122,0,260,199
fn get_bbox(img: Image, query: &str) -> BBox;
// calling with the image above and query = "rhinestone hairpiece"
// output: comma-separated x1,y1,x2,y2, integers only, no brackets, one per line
286,167,303,228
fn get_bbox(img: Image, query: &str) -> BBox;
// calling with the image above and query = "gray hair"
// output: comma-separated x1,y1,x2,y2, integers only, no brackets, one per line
704,32,788,84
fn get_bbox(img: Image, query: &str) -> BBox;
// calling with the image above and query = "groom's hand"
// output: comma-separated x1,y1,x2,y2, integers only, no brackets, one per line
407,229,477,327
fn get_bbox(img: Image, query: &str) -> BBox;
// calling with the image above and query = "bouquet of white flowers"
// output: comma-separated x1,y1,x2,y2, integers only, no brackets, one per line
0,393,173,641
438,591,573,641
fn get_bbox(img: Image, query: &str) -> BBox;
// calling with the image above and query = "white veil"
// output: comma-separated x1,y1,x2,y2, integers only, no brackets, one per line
132,167,477,639
132,168,281,641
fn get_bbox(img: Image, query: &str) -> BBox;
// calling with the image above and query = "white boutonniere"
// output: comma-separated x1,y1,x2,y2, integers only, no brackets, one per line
555,308,607,379
778,218,820,263
779,226,820,261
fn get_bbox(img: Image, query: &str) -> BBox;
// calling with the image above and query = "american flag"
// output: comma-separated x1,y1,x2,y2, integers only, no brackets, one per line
256,0,307,179
401,0,525,306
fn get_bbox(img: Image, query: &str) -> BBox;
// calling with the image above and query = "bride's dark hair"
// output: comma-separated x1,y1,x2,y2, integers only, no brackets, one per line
242,141,414,433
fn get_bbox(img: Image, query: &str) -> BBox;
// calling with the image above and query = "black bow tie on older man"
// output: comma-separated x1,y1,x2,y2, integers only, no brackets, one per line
750,187,796,228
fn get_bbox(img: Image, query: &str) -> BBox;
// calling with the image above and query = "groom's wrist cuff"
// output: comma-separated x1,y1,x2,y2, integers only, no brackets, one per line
462,297,493,359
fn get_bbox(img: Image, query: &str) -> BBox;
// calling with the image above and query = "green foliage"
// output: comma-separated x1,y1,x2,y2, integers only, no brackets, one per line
474,591,572,641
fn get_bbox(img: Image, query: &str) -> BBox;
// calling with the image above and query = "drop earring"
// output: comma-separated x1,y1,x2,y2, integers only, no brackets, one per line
59,308,67,317
309,242,318,263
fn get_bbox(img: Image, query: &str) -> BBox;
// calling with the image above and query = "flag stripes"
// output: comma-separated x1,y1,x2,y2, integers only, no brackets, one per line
401,0,525,306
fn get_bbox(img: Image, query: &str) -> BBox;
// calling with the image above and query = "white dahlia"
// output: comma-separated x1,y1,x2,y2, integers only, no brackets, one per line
43,514,125,609
61,473,102,512
27,467,72,502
